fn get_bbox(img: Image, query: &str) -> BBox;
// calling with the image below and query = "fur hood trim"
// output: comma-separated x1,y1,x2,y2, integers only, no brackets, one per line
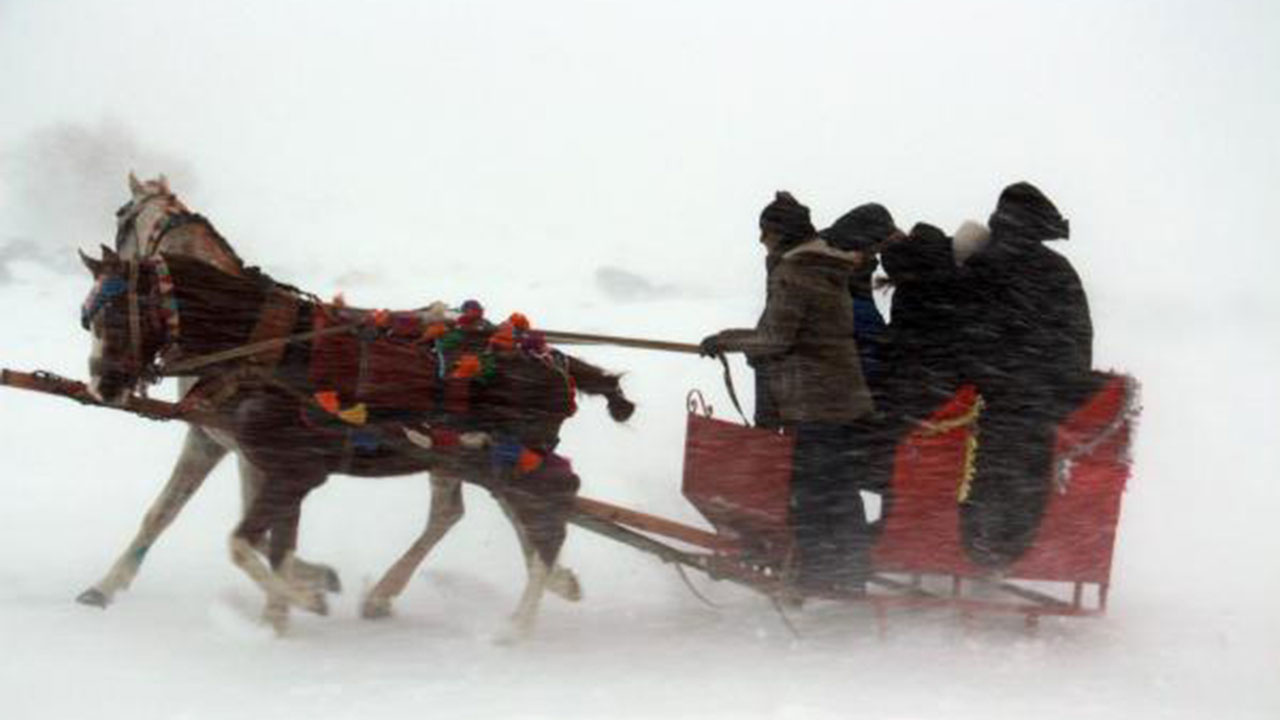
784,237,863,265
952,220,991,267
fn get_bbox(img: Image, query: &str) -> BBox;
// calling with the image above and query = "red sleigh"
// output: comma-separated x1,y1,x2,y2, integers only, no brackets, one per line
568,372,1140,625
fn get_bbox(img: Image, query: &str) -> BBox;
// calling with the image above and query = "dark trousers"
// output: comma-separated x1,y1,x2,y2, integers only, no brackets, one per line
960,391,1059,568
790,422,872,589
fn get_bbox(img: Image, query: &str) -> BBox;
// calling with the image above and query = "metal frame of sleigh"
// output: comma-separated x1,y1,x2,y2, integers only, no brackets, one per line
567,370,1141,630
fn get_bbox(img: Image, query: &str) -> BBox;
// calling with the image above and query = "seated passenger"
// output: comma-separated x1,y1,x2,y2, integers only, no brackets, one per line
960,181,1095,568
879,222,971,424
819,203,902,407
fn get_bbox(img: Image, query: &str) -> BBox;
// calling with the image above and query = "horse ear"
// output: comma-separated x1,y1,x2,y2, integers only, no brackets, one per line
79,249,103,275
158,174,170,193
129,171,145,197
100,244,120,265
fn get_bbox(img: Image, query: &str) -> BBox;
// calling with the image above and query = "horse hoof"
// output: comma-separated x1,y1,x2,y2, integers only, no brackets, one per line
76,588,110,608
323,568,342,594
361,597,393,620
548,567,582,602
264,607,290,634
307,594,329,616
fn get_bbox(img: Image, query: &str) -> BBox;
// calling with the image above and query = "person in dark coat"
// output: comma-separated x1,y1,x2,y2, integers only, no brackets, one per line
849,222,976,508
960,181,1095,568
879,222,972,423
819,202,901,407
701,191,876,592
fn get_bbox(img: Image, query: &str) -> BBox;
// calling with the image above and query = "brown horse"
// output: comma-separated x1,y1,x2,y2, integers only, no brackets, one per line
79,245,633,638
81,174,595,624
77,173,349,608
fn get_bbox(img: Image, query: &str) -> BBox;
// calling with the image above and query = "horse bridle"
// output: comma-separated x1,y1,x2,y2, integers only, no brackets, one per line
85,258,176,392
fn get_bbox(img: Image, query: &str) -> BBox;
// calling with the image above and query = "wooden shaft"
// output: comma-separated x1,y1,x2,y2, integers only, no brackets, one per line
572,496,733,551
1,368,225,429
540,330,701,355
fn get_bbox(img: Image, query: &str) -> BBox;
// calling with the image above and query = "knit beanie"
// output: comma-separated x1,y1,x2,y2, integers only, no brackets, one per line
759,191,816,244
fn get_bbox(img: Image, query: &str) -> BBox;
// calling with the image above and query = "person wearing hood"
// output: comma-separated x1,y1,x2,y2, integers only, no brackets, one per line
819,202,901,407
700,191,876,593
960,181,1096,568
879,222,972,423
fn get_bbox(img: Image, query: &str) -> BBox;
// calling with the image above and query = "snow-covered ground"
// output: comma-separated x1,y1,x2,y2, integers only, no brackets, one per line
2,2,1278,718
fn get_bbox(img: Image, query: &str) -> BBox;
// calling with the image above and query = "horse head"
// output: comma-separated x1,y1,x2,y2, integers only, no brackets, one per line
114,172,190,261
79,246,174,404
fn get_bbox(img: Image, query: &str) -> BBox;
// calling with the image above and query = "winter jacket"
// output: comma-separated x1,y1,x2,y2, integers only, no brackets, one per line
849,267,889,404
964,222,1093,413
748,255,783,429
957,184,1095,567
879,223,972,422
717,239,874,424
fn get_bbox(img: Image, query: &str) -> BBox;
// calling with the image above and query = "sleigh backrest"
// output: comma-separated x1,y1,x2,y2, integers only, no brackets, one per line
872,373,1139,585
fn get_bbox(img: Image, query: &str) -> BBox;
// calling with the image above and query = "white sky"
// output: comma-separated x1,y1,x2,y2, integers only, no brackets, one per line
2,0,1277,303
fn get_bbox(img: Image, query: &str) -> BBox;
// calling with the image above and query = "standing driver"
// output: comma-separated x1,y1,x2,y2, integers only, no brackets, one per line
700,191,876,593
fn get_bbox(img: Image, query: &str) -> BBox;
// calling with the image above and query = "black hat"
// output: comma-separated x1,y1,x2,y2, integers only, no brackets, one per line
759,191,815,243
820,202,898,252
881,222,954,281
989,182,1070,241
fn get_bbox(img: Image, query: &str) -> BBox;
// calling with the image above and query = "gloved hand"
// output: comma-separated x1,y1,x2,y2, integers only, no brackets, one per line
699,333,723,358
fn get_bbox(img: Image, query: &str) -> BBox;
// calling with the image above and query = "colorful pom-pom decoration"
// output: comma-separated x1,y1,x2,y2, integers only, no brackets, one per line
517,448,544,474
314,390,342,414
508,312,531,331
458,299,485,326
451,353,482,379
338,403,369,426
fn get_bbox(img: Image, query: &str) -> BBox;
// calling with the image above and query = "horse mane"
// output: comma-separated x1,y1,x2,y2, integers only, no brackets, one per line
170,212,249,271
158,254,308,358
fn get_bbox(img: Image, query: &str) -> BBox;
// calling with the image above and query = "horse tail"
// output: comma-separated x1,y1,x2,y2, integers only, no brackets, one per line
567,356,635,422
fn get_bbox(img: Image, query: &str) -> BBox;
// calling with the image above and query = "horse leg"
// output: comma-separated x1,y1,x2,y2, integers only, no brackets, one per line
229,474,327,632
78,426,228,607
237,456,341,594
496,494,582,602
492,462,578,644
259,504,327,631
361,473,465,619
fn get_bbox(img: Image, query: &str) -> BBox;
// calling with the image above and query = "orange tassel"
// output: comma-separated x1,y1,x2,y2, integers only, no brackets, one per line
451,354,482,379
489,324,516,351
314,391,341,414
517,449,544,474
